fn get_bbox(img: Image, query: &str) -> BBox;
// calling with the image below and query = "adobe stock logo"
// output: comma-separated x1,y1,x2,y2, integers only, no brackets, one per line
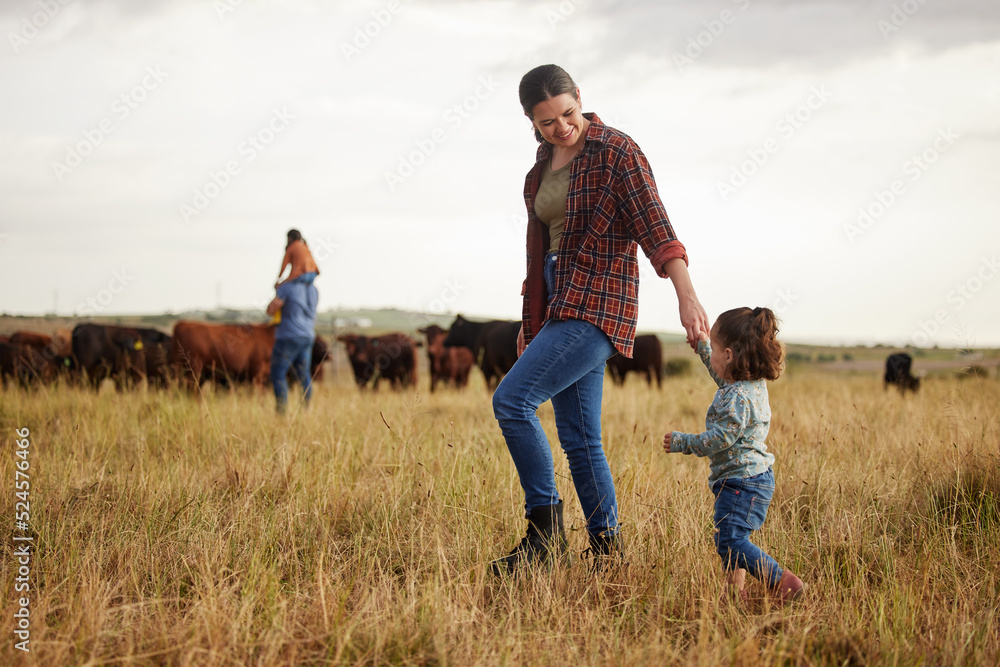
545,0,589,28
877,0,931,39
673,0,751,73
383,76,500,192
716,85,833,201
340,0,405,62
427,279,467,314
908,255,998,347
7,0,72,54
51,66,168,181
214,0,244,20
74,268,135,316
178,107,295,222
842,127,959,243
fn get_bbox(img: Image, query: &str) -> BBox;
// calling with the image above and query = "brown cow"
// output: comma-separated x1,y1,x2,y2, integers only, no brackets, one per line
607,334,663,388
418,325,474,392
10,329,72,356
172,321,275,390
337,333,419,390
9,331,52,349
1,341,59,386
6,330,74,384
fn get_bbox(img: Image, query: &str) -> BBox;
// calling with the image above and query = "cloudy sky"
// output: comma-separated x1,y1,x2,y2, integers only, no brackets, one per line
1,0,998,347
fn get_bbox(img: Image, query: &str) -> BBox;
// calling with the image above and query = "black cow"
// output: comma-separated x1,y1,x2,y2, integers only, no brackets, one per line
607,334,662,388
442,315,520,389
884,353,920,393
73,323,172,390
310,336,331,381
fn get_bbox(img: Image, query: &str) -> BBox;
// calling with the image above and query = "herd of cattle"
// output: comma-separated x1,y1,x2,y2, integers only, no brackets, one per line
0,322,329,391
1,316,924,394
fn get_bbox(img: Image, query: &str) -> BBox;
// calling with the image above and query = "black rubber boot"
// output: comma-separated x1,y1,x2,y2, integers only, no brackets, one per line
583,531,623,574
490,501,569,576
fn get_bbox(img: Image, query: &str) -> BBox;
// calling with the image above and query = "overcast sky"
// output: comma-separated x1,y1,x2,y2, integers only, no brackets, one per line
1,0,998,347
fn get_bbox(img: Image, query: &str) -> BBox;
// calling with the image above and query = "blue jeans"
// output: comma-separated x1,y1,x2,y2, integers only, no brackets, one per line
271,335,314,412
712,468,783,587
293,271,318,285
492,316,618,536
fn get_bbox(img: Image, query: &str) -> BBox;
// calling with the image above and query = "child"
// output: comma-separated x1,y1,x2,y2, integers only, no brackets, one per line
276,229,319,288
663,306,803,606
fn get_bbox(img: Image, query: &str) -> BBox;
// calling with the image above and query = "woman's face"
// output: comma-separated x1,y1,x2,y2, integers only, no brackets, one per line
529,91,587,148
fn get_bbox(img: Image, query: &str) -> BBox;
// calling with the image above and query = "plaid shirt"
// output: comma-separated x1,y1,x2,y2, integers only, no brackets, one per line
521,113,688,358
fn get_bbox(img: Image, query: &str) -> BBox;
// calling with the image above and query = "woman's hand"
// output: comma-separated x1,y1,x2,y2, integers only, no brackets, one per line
679,294,710,350
662,432,673,452
516,324,526,358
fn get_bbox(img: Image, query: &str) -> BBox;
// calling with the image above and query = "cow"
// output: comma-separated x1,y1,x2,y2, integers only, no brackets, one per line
419,325,475,392
884,352,920,393
442,315,520,389
6,330,74,383
72,323,172,390
1,341,61,387
10,330,71,356
172,321,275,390
309,336,331,383
606,334,663,388
337,332,419,390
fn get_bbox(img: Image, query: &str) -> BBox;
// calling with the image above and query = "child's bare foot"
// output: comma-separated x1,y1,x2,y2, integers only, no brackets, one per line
721,568,747,605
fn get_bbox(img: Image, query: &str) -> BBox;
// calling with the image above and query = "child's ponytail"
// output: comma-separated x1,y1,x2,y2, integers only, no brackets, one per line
715,307,785,382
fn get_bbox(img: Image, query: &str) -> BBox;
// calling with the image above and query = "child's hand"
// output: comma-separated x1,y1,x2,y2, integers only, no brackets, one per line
662,432,672,452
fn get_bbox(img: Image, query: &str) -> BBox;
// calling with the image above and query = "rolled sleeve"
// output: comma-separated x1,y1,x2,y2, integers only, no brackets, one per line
650,241,689,277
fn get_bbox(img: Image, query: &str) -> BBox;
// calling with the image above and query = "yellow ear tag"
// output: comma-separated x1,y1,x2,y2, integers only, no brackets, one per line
269,311,281,324
134,341,144,350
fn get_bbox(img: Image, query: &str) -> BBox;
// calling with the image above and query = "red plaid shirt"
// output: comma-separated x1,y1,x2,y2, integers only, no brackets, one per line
522,113,688,358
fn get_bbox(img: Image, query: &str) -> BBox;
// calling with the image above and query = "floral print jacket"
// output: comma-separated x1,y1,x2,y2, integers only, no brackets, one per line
671,340,776,484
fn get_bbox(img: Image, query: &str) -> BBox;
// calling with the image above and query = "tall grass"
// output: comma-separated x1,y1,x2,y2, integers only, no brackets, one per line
2,368,998,665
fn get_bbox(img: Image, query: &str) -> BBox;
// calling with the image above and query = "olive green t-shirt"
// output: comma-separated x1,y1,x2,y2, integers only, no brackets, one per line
534,159,572,253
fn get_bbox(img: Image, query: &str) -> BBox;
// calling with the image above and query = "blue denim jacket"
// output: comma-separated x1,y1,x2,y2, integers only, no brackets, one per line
671,340,775,483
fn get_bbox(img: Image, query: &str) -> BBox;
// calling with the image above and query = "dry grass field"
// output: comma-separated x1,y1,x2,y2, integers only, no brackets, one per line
2,363,999,665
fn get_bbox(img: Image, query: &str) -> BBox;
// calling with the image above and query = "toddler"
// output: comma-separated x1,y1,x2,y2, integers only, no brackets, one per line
276,229,319,288
663,306,803,605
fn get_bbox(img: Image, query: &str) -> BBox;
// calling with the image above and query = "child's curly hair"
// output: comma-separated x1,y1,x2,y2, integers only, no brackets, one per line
713,307,784,382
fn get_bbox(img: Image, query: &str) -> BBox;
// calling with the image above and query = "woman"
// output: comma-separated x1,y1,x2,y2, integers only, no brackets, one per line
491,64,710,575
